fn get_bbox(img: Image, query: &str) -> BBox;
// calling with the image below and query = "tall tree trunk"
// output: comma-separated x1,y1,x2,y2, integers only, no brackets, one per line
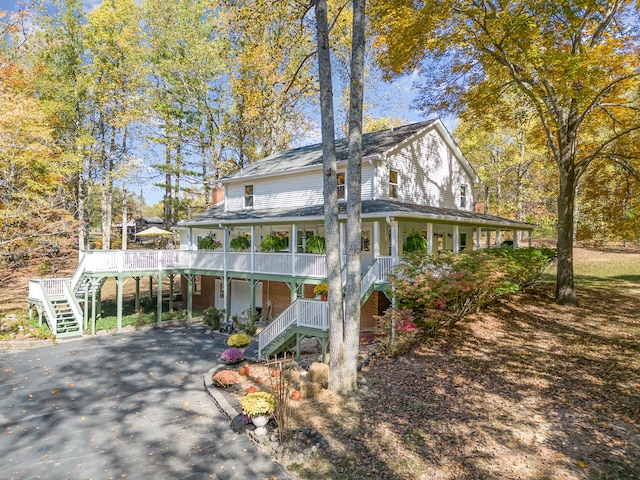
342,0,366,395
556,155,578,305
315,0,344,393
164,140,172,228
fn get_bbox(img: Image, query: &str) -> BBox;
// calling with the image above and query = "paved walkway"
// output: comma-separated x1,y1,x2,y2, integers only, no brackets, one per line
0,325,289,479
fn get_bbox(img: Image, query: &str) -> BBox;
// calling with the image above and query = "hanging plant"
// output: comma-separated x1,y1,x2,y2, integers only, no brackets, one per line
198,233,222,250
230,235,250,251
403,231,427,253
260,235,286,252
305,235,326,253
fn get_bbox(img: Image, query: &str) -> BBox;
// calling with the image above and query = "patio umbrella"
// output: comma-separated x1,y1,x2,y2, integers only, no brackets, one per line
135,226,173,237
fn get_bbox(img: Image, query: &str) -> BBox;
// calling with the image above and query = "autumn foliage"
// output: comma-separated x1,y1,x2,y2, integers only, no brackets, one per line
380,247,557,353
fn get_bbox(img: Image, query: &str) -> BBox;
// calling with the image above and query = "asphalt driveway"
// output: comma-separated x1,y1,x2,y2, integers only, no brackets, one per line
0,324,289,479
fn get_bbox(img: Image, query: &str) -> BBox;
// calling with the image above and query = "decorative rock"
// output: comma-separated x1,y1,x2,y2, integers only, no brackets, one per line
299,337,322,354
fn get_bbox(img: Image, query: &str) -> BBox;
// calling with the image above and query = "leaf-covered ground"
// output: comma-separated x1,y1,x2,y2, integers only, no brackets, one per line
290,280,639,479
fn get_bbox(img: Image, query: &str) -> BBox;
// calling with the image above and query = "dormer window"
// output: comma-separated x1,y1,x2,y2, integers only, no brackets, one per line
389,169,399,199
244,184,254,209
337,172,345,200
460,185,467,209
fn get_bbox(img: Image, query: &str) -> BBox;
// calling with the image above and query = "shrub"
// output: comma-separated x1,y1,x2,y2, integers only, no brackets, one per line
389,246,556,333
203,306,225,331
233,309,260,336
240,392,276,417
220,347,244,364
374,308,420,355
212,370,238,388
228,333,250,348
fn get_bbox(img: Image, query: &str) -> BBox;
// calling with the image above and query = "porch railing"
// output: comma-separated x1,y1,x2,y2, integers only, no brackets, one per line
76,249,329,279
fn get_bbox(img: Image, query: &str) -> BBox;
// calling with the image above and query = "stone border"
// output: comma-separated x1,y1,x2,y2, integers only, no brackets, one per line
204,365,264,446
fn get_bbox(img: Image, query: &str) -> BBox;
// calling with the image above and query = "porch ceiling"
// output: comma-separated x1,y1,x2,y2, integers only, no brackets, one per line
179,199,535,231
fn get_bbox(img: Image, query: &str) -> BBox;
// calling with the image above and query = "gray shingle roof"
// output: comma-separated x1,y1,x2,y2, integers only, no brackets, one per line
222,119,438,181
179,199,535,230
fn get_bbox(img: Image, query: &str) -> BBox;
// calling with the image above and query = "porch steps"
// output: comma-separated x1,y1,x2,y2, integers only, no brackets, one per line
51,300,83,338
260,326,298,359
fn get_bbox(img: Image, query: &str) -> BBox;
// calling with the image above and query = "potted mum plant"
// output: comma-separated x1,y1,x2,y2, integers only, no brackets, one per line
220,347,244,364
227,333,250,349
240,392,276,435
313,283,328,300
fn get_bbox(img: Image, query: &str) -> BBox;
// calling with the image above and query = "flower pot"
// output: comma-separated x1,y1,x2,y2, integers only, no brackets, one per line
320,294,327,301
291,390,301,401
251,415,269,435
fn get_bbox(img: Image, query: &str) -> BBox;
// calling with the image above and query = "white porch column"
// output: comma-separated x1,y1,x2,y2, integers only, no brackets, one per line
250,225,255,271
373,221,380,259
427,223,434,254
476,227,482,250
339,222,345,265
486,230,491,249
496,230,502,246
291,224,297,276
453,225,460,253
528,230,533,247
513,230,520,249
391,219,399,260
223,227,229,321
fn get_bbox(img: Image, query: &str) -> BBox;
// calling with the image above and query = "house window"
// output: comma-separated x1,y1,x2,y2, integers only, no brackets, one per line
337,172,346,200
460,185,467,209
460,233,467,250
389,170,399,198
244,184,254,209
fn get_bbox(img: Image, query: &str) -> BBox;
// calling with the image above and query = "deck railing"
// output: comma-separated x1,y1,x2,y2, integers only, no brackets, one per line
76,249,329,279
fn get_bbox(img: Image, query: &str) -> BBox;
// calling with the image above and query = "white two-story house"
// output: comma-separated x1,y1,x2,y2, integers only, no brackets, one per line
28,119,534,359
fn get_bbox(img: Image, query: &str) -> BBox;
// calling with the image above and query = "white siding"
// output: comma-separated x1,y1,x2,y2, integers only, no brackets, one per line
226,171,324,211
382,129,475,210
361,164,374,201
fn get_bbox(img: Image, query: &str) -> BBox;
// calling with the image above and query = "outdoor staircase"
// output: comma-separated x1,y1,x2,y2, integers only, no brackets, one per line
258,258,394,358
28,254,90,338
50,299,82,337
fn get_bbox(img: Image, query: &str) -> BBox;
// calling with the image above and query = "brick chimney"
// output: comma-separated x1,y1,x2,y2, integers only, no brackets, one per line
211,184,225,206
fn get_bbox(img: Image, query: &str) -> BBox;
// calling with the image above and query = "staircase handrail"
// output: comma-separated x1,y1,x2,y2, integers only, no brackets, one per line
70,253,87,292
63,279,83,331
30,280,59,335
360,259,380,300
258,301,299,357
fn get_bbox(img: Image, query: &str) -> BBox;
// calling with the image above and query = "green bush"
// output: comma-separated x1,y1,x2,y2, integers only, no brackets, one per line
389,247,557,333
203,306,225,331
233,309,260,336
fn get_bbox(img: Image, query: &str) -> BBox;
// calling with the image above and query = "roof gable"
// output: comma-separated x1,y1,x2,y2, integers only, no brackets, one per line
222,119,440,181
